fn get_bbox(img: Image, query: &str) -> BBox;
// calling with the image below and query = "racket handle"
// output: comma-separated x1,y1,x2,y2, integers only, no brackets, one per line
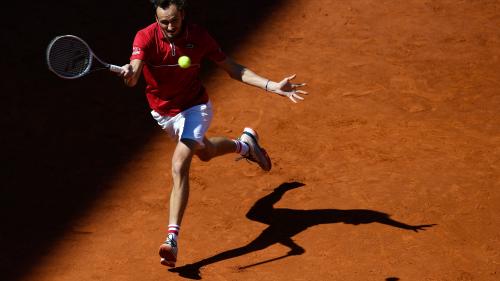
108,64,124,73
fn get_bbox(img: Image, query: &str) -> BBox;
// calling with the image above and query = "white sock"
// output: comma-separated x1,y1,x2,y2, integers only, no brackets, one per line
167,224,180,242
233,140,249,156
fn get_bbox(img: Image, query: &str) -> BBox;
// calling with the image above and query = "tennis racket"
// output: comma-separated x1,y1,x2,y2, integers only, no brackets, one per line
46,35,124,79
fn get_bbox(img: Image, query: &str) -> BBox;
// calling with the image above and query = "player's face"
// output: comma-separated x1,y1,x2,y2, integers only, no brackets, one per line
156,4,185,39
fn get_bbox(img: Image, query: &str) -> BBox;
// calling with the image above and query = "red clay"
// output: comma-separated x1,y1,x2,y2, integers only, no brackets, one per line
20,1,499,280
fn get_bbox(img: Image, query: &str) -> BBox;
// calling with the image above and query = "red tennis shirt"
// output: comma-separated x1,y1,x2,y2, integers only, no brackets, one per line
130,22,226,116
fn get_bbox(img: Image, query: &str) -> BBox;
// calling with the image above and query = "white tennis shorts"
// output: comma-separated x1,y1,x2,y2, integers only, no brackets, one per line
151,101,213,146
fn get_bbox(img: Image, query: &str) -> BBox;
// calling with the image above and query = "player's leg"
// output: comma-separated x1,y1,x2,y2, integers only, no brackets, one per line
196,129,272,172
169,139,198,225
160,139,198,267
195,136,238,161
159,103,211,267
174,102,270,170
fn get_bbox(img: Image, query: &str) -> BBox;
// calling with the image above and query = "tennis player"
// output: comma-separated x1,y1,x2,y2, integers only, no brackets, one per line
120,0,307,267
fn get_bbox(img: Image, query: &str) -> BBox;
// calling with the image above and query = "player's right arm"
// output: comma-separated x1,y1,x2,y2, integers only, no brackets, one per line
121,59,144,87
122,28,150,87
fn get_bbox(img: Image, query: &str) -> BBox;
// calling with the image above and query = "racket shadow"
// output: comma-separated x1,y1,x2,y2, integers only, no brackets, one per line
170,182,436,279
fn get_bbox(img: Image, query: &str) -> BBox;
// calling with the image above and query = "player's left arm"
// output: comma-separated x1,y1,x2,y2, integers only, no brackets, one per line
216,57,308,103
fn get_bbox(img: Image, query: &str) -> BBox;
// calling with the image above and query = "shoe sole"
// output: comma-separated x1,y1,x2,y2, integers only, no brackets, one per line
242,128,272,171
159,244,177,267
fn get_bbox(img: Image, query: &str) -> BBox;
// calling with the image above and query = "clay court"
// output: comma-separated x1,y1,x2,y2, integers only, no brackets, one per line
2,0,499,280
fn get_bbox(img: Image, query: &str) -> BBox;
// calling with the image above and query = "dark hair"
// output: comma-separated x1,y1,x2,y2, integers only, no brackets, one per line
150,0,187,11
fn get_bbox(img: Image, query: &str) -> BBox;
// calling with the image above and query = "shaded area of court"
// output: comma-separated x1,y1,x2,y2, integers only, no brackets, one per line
0,1,284,280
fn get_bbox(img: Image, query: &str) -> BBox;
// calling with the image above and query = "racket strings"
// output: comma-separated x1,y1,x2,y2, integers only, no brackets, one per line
47,37,91,78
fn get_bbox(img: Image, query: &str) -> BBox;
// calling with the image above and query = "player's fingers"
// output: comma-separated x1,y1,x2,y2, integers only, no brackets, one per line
288,95,298,103
293,94,304,100
293,83,307,88
286,74,297,81
295,90,308,95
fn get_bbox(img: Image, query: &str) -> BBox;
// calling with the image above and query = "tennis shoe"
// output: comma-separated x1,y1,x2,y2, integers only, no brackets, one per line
238,127,272,171
159,234,178,267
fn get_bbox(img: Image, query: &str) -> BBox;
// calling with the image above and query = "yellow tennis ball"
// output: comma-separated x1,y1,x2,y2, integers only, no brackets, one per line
178,56,191,68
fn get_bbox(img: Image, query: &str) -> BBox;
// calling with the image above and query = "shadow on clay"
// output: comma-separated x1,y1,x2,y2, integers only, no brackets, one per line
169,182,436,279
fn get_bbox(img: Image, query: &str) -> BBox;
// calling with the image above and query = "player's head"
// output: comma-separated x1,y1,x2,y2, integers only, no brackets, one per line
152,0,187,39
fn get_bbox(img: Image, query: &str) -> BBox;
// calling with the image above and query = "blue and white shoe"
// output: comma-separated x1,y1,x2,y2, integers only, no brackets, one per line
238,127,272,171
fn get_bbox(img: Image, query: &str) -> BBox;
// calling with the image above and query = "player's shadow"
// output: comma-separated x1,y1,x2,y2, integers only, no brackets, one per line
169,182,436,279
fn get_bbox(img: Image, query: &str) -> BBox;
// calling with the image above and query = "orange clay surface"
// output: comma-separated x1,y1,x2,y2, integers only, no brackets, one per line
14,1,500,280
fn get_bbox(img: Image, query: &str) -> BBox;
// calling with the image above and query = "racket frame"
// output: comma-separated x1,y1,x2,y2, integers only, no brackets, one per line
46,35,123,79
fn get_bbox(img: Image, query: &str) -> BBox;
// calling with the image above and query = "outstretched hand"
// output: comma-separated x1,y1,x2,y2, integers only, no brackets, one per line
270,74,308,103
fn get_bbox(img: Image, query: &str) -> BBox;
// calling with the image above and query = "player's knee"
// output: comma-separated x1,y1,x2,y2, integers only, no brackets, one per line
171,159,189,177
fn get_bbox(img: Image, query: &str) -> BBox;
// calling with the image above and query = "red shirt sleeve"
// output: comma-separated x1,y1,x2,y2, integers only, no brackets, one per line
130,30,149,61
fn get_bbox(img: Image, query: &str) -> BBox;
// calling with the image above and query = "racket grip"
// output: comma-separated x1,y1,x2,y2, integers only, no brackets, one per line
108,64,124,73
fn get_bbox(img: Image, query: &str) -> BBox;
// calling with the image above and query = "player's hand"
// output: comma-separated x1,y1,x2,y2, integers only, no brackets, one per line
119,64,133,79
270,74,308,103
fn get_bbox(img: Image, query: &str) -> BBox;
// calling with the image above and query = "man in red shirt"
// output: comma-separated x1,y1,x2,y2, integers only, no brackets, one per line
121,0,307,267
